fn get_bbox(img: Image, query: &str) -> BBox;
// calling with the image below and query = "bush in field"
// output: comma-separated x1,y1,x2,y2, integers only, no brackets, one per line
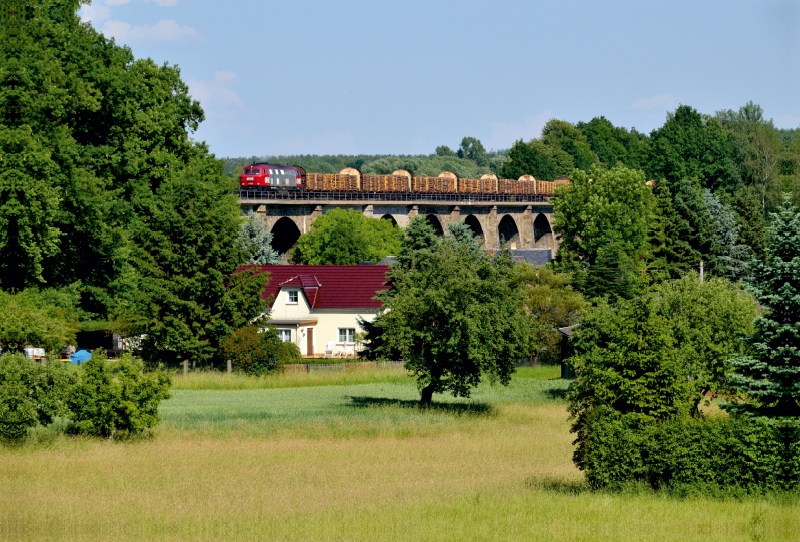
0,353,75,443
278,341,303,365
220,325,282,374
581,411,799,493
67,353,171,438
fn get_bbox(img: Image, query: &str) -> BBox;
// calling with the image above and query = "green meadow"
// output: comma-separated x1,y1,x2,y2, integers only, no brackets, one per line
1,366,798,541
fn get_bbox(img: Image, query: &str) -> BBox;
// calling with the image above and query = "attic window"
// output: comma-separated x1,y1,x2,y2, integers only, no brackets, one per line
287,290,299,304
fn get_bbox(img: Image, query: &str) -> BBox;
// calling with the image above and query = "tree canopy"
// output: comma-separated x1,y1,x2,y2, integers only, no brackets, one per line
368,218,526,405
291,209,403,265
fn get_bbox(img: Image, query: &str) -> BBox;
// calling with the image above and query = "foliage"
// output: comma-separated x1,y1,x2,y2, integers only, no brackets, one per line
513,265,586,363
541,119,599,171
567,296,693,469
370,220,526,404
580,411,798,492
0,290,77,354
702,188,752,279
647,105,739,192
456,136,488,166
239,212,281,265
499,139,574,180
219,325,282,375
291,208,403,265
576,116,650,170
652,274,757,411
727,198,800,418
552,166,656,299
67,352,171,438
278,341,304,365
0,0,214,322
733,185,766,259
0,353,74,443
127,169,270,367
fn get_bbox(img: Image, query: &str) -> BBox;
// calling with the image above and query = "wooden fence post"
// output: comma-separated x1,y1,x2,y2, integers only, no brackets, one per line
183,359,188,376
227,359,232,374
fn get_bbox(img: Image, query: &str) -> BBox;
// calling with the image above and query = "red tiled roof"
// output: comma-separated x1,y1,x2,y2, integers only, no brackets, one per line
253,265,389,310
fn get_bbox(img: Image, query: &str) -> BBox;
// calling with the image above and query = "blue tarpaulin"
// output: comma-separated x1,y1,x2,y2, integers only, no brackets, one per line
70,349,92,364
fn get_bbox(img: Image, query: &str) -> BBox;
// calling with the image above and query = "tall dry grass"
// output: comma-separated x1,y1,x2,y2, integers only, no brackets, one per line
1,372,797,541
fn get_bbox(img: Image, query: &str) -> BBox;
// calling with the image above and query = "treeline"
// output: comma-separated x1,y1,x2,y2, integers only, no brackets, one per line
223,138,509,179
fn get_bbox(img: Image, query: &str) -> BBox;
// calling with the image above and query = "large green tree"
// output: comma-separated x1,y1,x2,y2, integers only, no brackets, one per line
577,116,649,170
370,219,525,405
647,105,739,192
0,0,213,320
127,166,269,367
727,198,800,418
291,208,403,265
553,166,656,299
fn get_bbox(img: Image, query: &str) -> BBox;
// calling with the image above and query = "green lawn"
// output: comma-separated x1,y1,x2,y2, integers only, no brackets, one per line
1,365,798,541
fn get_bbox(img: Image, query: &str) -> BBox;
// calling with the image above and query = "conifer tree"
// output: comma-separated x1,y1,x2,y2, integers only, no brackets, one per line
727,197,800,417
239,212,281,265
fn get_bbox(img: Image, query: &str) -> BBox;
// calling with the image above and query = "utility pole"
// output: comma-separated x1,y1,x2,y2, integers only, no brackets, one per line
699,260,704,283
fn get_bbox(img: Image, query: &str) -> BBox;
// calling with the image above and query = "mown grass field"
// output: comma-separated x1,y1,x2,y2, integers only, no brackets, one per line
1,366,798,541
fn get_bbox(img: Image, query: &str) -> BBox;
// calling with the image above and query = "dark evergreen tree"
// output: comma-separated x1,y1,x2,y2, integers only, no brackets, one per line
128,165,269,367
727,198,800,418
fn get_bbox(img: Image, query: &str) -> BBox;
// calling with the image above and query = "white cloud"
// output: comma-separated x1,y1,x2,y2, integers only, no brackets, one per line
485,109,555,150
102,19,200,42
104,0,132,6
188,71,246,113
632,94,679,111
79,4,111,24
146,0,183,5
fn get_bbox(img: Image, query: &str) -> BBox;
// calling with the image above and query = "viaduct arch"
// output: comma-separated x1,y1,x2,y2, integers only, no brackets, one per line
246,201,558,256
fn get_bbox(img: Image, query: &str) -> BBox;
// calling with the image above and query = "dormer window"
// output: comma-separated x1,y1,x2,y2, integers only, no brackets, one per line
287,290,299,304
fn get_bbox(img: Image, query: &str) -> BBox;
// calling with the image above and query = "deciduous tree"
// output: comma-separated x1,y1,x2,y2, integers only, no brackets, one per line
291,208,403,265
370,222,525,405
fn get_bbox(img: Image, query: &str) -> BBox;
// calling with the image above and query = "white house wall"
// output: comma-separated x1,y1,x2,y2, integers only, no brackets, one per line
269,287,378,357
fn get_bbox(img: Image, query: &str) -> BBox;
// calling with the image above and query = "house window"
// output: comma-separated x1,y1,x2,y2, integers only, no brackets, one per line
278,329,291,342
338,328,355,344
287,290,298,304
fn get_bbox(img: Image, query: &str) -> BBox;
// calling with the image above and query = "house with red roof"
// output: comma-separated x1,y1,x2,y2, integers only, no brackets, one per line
255,265,389,357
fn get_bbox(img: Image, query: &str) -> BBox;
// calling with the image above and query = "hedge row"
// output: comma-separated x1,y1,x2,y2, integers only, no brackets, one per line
582,412,800,493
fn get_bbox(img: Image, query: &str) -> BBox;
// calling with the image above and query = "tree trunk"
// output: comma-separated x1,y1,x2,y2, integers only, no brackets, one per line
420,384,435,407
183,359,188,376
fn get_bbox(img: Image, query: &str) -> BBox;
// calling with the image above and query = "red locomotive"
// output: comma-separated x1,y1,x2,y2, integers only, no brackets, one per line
239,163,307,191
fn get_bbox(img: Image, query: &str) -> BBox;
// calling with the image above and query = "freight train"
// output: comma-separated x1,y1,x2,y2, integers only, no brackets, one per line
239,163,569,195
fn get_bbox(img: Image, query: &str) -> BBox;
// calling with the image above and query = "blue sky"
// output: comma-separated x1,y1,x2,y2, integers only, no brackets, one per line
80,0,800,158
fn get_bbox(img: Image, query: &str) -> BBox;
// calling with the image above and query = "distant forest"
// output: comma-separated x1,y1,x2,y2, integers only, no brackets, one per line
223,103,800,213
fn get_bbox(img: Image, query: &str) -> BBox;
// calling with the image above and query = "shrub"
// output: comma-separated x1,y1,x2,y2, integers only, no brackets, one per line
68,353,171,438
220,326,281,375
278,341,303,365
582,412,798,494
0,353,75,443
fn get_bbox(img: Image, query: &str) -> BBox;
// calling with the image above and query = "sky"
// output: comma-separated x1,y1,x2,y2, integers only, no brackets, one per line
79,0,800,158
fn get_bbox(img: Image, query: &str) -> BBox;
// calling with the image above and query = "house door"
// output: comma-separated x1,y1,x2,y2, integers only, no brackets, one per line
306,328,314,357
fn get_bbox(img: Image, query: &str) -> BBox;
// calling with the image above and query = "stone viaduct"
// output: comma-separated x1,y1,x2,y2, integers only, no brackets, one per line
239,193,558,257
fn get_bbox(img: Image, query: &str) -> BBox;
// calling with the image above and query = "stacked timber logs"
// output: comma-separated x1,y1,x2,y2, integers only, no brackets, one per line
303,168,568,194
362,174,411,192
305,173,360,191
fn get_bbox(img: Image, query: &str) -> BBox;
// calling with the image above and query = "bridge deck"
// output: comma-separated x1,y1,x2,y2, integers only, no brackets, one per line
237,190,553,206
